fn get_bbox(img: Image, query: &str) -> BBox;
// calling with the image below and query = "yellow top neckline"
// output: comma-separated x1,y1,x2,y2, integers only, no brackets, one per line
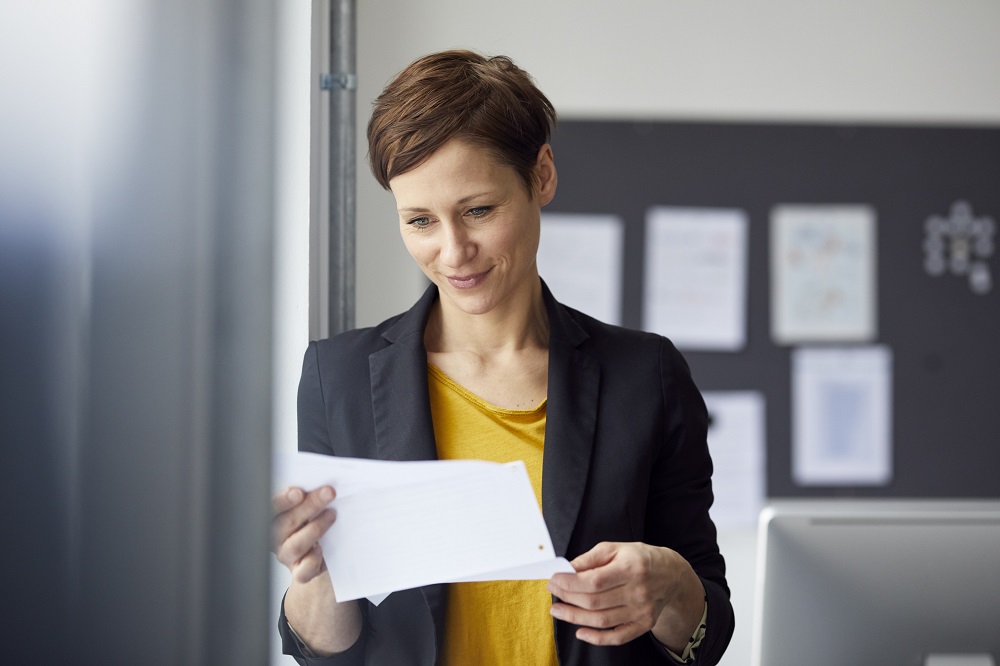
427,363,547,415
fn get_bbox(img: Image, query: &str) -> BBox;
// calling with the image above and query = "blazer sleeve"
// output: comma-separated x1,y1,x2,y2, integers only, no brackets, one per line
297,341,334,455
277,342,369,665
646,338,735,665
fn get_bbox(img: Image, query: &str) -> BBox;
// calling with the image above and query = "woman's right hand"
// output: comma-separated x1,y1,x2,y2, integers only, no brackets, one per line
276,485,362,655
271,485,337,584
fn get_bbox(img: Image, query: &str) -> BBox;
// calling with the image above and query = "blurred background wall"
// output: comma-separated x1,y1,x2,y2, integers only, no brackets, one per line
349,0,1000,331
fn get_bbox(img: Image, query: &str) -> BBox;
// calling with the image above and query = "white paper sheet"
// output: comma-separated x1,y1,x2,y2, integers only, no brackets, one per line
273,453,574,604
537,213,624,325
792,346,893,486
642,207,748,351
771,205,877,343
702,391,766,529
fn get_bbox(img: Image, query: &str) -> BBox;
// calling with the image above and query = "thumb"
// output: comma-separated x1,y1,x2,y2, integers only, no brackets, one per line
570,541,619,572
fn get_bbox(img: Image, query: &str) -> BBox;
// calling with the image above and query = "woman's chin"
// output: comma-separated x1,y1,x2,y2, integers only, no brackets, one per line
441,293,495,317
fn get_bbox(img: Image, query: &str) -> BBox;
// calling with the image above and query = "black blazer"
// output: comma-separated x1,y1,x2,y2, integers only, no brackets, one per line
280,282,734,665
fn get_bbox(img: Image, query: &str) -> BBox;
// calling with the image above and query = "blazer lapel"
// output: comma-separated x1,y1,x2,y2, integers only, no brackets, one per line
368,284,439,463
540,282,599,558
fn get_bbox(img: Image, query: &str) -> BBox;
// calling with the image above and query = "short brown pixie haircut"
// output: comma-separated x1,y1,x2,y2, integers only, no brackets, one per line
367,50,557,194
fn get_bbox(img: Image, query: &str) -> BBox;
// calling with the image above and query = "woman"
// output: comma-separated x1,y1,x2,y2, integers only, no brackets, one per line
272,50,734,665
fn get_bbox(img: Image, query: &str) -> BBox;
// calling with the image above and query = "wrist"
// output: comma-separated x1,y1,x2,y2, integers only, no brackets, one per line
650,549,705,653
285,571,362,656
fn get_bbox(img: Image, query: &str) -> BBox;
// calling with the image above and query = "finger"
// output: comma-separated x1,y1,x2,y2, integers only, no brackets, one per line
275,507,335,567
292,543,327,584
272,485,336,546
575,622,647,647
549,542,623,591
548,563,629,596
275,507,336,568
272,486,305,514
548,582,631,613
569,541,619,572
550,600,634,631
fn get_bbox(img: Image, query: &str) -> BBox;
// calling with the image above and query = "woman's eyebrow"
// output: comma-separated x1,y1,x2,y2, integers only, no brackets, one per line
397,191,497,214
456,191,495,204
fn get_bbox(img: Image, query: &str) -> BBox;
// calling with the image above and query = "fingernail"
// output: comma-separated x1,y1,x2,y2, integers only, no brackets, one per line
550,606,564,619
320,487,334,502
288,488,302,503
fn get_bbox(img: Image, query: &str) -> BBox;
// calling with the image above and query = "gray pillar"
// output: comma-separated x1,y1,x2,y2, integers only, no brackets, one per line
311,0,357,340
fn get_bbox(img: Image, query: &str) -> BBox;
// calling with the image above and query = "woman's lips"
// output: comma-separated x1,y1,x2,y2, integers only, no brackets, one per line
446,269,491,289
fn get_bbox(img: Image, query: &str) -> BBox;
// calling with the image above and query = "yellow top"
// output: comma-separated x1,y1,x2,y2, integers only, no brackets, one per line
427,364,559,666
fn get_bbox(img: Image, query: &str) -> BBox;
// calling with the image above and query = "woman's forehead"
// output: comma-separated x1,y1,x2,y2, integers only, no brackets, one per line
389,140,519,205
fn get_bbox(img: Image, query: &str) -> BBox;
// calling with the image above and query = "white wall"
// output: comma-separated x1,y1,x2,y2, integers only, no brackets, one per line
273,1,1000,663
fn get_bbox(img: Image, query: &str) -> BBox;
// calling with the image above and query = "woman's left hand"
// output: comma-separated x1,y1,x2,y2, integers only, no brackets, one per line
546,541,704,650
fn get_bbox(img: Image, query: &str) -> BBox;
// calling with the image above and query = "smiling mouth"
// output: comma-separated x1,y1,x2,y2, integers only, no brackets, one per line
445,269,491,289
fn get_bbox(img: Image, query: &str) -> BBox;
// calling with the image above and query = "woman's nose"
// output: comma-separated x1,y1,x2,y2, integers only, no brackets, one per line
439,222,476,268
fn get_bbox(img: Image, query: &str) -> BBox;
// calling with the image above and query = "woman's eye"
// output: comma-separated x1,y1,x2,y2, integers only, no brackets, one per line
408,217,431,228
468,206,492,218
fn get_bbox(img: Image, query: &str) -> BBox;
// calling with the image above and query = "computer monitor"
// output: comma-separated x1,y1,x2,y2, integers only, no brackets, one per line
752,500,1000,666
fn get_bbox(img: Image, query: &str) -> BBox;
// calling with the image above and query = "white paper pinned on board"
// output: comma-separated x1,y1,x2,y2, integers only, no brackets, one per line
538,213,624,326
791,346,893,486
642,207,748,351
273,453,573,605
702,391,766,529
771,205,877,344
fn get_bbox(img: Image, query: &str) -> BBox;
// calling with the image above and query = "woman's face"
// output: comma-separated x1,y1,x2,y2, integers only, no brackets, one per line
389,139,557,319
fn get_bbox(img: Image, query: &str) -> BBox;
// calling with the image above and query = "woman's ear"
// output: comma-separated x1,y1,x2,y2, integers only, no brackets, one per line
534,144,558,206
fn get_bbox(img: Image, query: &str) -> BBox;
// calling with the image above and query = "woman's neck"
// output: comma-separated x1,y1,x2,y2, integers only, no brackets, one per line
425,279,549,356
